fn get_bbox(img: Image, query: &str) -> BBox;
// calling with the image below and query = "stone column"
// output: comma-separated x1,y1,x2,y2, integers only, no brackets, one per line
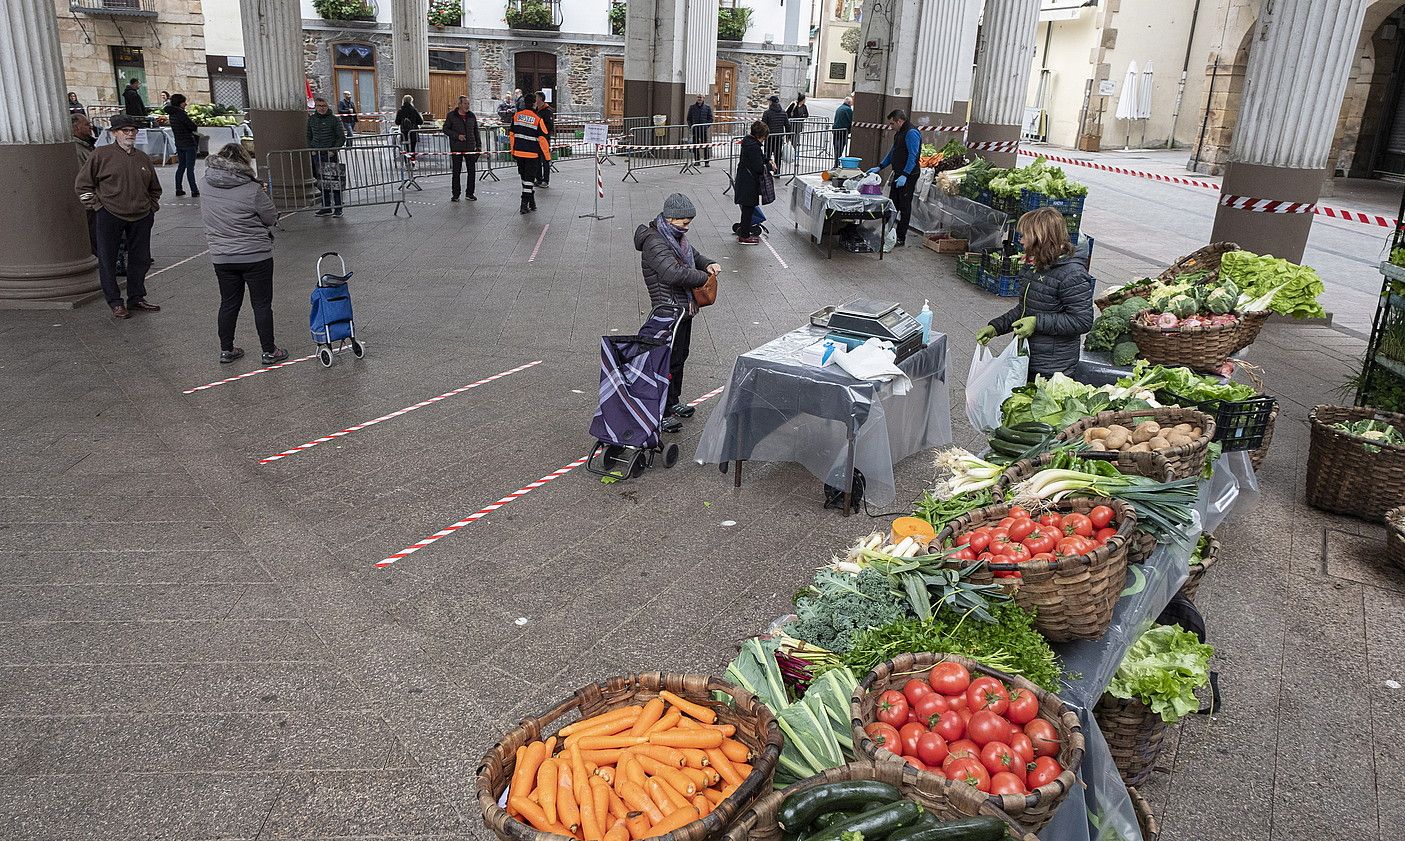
851,3,919,167
1210,0,1370,261
0,0,100,306
969,0,1040,168
624,0,689,124
911,0,980,143
241,0,312,207
392,0,430,109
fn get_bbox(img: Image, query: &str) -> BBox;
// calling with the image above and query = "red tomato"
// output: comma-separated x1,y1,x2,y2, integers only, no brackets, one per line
956,707,973,729
966,710,1009,746
1027,756,1064,788
967,678,1010,716
902,678,935,708
967,528,992,553
948,738,980,759
989,528,1012,550
1088,505,1115,529
1037,512,1063,529
1002,543,1031,564
1009,732,1035,764
1094,527,1118,544
1024,719,1061,757
934,710,965,741
996,517,1016,530
1005,688,1040,725
865,722,901,752
1061,513,1094,537
1057,536,1093,556
1008,505,1031,519
953,546,977,561
1007,518,1036,542
914,692,948,726
928,661,971,696
1021,527,1055,555
916,732,949,767
989,771,1027,795
1029,552,1057,563
945,758,991,791
953,531,973,547
898,722,927,756
977,551,995,564
980,741,1021,778
944,691,968,711
876,690,909,726
904,755,929,771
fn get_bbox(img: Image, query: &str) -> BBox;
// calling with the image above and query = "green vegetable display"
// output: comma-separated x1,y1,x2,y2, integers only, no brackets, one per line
1112,341,1140,367
1332,417,1405,453
1001,373,1114,429
788,569,909,654
987,156,1088,200
914,488,994,529
1116,361,1258,405
1106,624,1214,723
1219,250,1326,319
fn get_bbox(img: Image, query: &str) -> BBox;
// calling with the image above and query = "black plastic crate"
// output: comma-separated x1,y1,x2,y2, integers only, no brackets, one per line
1166,392,1278,451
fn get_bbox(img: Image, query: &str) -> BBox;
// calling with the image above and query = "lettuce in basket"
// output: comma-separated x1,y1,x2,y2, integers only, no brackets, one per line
1107,624,1214,723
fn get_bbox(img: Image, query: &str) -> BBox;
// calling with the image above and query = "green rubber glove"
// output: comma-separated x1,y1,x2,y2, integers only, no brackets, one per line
1012,316,1037,338
975,326,997,345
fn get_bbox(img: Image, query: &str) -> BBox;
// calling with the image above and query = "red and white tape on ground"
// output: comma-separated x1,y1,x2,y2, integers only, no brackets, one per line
1017,149,1221,190
528,224,550,263
763,236,790,269
259,360,542,464
183,352,320,394
374,384,727,569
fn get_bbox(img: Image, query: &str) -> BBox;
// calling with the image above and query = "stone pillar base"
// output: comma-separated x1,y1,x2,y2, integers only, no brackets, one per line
966,122,1022,169
395,87,431,114
851,93,911,170
624,80,685,125
0,142,100,305
1210,161,1325,263
249,108,317,210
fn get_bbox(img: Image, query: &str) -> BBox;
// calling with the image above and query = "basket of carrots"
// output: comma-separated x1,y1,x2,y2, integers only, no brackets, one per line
476,673,783,841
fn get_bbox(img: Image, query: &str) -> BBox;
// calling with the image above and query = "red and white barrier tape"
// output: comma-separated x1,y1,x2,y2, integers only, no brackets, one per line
596,162,605,199
763,236,789,269
374,384,726,568
966,140,1020,154
852,122,968,133
183,352,319,394
1017,149,1221,190
1217,193,1316,214
259,360,542,464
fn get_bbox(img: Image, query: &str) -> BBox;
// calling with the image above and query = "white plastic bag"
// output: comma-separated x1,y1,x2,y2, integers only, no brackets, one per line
964,338,1028,432
858,172,882,189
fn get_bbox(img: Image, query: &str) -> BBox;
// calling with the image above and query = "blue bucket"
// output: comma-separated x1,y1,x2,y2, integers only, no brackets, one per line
838,156,862,169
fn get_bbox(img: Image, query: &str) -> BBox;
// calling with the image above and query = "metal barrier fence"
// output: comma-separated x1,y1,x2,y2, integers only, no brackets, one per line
261,143,412,216
722,127,851,194
618,121,748,182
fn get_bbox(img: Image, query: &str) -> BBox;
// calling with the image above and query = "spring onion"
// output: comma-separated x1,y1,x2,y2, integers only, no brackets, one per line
932,448,1006,499
1011,464,1199,540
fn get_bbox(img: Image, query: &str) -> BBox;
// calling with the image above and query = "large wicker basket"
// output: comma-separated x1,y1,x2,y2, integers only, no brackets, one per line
938,499,1136,641
1094,242,1240,310
1128,319,1249,373
1232,310,1272,352
852,654,1084,832
477,673,782,841
1305,405,1405,523
1388,507,1405,573
1250,403,1278,471
1177,533,1219,602
1093,694,1167,787
721,761,1038,841
1129,787,1160,841
1056,408,1216,480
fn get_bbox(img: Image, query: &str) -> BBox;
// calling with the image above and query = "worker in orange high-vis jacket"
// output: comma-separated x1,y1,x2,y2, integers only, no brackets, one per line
508,98,549,215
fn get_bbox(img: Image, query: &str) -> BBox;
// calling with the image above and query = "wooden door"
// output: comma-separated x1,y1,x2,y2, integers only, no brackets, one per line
715,62,736,112
429,73,464,120
605,58,624,123
515,50,558,98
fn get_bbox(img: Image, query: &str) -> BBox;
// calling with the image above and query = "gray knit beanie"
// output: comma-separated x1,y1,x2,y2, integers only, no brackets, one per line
662,193,697,219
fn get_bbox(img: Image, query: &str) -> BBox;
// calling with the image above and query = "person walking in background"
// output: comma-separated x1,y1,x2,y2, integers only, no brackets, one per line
396,94,424,159
687,93,714,168
634,193,720,433
534,92,555,188
734,121,773,245
67,92,85,115
122,78,147,123
307,97,347,217
75,114,161,319
514,88,528,111
337,91,358,137
866,109,922,247
496,92,515,150
200,143,286,366
443,95,481,202
508,95,547,214
72,113,98,253
761,95,789,171
832,95,853,166
786,91,809,152
165,94,200,197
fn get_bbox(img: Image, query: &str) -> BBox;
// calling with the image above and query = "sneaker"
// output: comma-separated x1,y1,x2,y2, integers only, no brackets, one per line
220,347,244,363
175,190,186,197
332,210,343,217
191,190,200,197
738,236,760,245
660,416,683,434
261,347,289,365
668,403,696,418
451,195,460,202
315,209,333,217
468,195,477,201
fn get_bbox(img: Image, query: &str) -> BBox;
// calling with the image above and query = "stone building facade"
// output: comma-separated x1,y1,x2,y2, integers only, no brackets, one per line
55,0,210,115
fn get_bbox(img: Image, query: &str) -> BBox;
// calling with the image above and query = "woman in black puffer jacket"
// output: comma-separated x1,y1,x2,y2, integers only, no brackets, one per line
977,207,1094,378
733,121,772,244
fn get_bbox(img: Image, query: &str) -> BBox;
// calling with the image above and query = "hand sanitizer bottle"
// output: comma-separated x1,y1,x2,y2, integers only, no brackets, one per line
916,299,933,344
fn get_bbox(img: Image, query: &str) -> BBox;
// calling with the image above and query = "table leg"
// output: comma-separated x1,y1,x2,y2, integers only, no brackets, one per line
879,214,886,261
733,459,743,488
841,433,856,517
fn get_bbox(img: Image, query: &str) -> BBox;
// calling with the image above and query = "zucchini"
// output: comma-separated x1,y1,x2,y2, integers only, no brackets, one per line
987,437,1029,457
992,426,1049,446
813,812,856,829
801,800,922,841
882,817,1007,841
777,781,903,831
1013,421,1056,435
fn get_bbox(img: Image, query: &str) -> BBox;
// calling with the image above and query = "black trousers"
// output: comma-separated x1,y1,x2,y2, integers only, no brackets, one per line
739,204,757,237
668,316,693,407
889,177,916,243
516,157,540,196
451,153,477,198
539,155,552,185
94,209,153,307
833,130,848,166
691,126,711,162
174,146,198,193
215,258,276,353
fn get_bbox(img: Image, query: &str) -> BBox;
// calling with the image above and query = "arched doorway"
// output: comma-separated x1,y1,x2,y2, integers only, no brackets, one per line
515,51,557,99
1345,3,1405,177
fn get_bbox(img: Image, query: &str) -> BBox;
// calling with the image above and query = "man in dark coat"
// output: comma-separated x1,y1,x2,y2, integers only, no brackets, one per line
337,91,358,136
761,95,789,170
832,95,853,166
442,96,481,202
307,97,347,216
122,79,148,124
164,94,200,197
686,93,714,167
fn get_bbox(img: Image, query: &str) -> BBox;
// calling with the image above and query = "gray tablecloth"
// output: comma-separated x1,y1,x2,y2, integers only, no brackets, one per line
789,174,897,242
95,126,176,159
693,326,952,505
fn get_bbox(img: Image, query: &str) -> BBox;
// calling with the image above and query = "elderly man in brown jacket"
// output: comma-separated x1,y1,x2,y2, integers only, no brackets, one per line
75,114,162,318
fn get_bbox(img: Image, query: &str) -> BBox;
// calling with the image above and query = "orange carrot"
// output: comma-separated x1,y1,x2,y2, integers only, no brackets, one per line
579,778,603,841
580,749,625,766
643,805,700,837
691,795,712,818
594,765,615,785
699,767,721,787
679,767,709,790
580,735,649,751
646,708,682,734
646,777,684,815
631,745,686,769
718,738,751,764
606,786,629,821
677,719,735,738
560,705,643,737
720,782,739,798
658,691,716,724
701,787,725,806
590,776,611,831
634,758,695,799
566,714,643,744
513,741,547,802
604,819,630,841
511,746,527,799
629,697,666,737
732,762,753,779
624,755,648,788
678,748,709,770
619,781,664,824
648,730,722,750
537,759,559,824
571,744,591,802
624,811,652,840
558,765,582,832
511,795,573,836
705,748,743,787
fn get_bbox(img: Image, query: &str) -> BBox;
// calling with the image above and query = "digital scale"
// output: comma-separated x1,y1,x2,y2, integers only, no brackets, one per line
810,299,925,362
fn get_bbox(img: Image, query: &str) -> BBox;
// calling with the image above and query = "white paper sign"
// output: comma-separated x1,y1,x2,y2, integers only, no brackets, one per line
1098,79,1116,96
584,123,609,145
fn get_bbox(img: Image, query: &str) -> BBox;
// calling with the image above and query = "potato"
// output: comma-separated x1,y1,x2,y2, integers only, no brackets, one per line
1132,424,1157,444
1103,429,1129,450
1088,440,1108,452
1149,436,1170,450
1128,442,1152,453
1165,432,1191,447
1108,424,1131,436
1086,427,1111,440
1141,420,1162,436
1174,423,1193,434
1189,426,1202,438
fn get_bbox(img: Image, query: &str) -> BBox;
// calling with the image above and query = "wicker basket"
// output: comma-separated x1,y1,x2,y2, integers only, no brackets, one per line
1128,318,1249,373
1094,694,1168,787
477,673,782,841
1129,787,1160,841
1232,310,1272,352
1250,404,1278,471
1178,533,1220,601
852,653,1085,832
1094,242,1240,310
720,761,1037,841
1306,405,1405,523
1056,408,1216,481
1388,507,1405,573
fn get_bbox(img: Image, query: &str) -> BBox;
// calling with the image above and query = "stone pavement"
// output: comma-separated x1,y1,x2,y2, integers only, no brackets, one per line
0,152,1400,840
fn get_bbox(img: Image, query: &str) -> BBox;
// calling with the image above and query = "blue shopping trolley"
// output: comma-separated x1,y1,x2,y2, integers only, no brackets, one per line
309,251,365,367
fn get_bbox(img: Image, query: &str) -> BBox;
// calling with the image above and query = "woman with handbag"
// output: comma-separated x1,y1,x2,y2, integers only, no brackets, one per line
634,193,721,433
735,121,775,245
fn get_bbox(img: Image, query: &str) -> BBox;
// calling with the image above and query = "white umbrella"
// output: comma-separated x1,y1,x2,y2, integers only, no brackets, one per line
1137,61,1155,119
1115,61,1140,122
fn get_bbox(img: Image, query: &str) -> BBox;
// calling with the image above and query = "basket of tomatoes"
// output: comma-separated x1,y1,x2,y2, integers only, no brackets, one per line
850,654,1084,833
940,499,1136,641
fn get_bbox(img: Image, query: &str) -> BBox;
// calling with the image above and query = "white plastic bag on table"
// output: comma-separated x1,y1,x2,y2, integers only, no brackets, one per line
964,338,1028,432
858,172,882,189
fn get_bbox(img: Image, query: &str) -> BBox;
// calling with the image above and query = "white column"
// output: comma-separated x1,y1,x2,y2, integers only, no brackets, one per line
684,0,719,97
241,0,306,112
0,0,99,303
393,0,430,105
911,0,979,116
969,0,1040,166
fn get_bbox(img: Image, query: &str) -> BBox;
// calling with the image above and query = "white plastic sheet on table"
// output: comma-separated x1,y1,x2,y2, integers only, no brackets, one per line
692,326,951,505
789,174,897,243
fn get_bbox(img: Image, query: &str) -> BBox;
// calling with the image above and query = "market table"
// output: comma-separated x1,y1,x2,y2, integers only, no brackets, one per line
693,325,951,512
789,174,896,260
95,126,176,162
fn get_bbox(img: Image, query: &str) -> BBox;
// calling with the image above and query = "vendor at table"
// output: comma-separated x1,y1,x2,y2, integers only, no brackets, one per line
976,208,1094,378
866,109,921,247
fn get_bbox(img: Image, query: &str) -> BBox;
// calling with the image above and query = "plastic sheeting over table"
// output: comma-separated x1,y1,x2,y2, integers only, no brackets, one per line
789,174,896,243
693,327,951,506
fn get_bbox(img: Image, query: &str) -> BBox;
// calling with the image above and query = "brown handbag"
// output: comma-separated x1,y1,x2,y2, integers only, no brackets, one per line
693,272,718,308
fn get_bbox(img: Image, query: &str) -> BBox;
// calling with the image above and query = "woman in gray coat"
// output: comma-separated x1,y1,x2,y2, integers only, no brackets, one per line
199,143,287,364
